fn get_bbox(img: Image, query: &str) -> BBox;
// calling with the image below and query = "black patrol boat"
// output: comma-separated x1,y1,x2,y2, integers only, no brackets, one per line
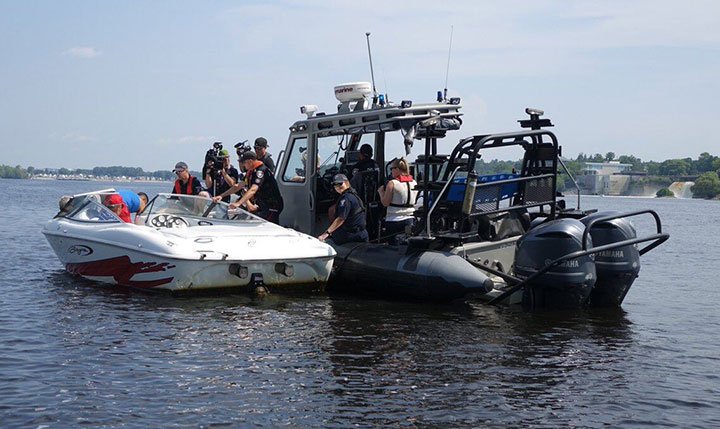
275,82,668,309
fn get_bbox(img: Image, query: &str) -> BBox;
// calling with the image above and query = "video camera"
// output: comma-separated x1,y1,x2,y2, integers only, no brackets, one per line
204,141,225,177
234,140,251,158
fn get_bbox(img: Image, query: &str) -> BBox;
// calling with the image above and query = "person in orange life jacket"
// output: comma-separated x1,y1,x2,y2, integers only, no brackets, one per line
203,149,238,203
213,151,284,224
378,158,418,245
319,174,368,245
103,194,132,223
172,161,208,197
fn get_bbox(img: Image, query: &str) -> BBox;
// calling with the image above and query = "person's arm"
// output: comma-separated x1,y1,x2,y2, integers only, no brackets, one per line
222,167,237,187
212,182,244,202
319,217,345,241
378,180,395,207
230,184,258,210
204,172,213,190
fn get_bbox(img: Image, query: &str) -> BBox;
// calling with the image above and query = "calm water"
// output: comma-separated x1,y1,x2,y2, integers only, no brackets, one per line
1,179,719,428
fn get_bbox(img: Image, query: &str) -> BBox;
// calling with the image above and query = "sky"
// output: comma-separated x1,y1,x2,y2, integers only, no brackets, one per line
1,0,719,172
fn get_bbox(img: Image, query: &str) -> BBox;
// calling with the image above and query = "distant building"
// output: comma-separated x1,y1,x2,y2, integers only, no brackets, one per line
579,161,633,195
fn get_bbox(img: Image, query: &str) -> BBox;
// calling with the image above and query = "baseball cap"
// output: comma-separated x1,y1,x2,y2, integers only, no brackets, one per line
332,173,348,185
173,161,188,172
254,137,268,148
104,194,124,207
218,149,230,158
240,150,257,162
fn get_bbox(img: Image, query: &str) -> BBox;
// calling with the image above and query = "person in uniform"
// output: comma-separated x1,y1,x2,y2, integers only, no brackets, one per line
215,151,284,224
253,137,275,173
318,174,368,245
171,161,205,196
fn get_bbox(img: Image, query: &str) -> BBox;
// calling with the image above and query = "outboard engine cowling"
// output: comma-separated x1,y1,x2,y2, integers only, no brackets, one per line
514,218,596,310
581,211,640,307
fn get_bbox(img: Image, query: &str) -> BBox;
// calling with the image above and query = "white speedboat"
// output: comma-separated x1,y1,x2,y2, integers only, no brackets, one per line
43,191,336,294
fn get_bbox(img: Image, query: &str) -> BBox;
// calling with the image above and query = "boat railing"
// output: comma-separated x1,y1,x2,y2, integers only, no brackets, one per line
557,157,581,210
426,165,462,238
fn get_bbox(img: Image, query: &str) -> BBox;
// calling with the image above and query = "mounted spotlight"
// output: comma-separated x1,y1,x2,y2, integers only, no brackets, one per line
400,100,413,108
449,97,461,105
300,104,319,118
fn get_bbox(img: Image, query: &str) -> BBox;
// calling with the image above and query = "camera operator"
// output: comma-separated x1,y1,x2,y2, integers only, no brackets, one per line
204,148,238,203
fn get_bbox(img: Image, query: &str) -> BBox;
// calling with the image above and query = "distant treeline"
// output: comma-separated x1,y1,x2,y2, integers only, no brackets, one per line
0,165,176,181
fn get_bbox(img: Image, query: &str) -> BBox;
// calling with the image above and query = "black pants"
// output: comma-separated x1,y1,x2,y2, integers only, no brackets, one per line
331,227,369,245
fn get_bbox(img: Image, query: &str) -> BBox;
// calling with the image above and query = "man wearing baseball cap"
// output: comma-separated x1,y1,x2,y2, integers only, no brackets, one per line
318,174,368,244
171,161,204,195
253,137,275,173
203,149,239,203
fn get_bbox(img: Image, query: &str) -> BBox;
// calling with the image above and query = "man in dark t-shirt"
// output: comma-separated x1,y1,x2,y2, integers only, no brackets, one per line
253,137,276,173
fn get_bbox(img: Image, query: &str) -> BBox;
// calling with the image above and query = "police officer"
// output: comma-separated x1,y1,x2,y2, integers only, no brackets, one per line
215,151,284,224
253,137,275,173
318,174,368,245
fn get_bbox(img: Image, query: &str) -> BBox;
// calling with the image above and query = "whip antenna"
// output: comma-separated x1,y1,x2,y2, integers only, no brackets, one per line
443,26,454,101
365,32,378,105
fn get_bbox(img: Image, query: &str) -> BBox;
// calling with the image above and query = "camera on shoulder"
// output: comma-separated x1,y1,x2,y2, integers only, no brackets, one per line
204,141,225,176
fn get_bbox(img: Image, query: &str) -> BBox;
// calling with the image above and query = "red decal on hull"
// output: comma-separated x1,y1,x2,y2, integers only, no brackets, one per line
66,256,176,288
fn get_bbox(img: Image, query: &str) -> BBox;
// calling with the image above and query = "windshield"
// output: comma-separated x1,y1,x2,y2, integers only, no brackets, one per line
65,195,122,224
143,193,260,222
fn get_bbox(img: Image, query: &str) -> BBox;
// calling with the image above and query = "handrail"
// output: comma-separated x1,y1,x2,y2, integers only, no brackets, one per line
581,209,666,255
426,165,461,238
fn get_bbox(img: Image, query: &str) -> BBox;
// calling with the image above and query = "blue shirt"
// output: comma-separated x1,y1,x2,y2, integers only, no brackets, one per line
117,189,141,213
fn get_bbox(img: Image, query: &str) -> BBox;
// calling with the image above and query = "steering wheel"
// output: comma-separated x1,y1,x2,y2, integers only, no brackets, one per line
150,214,190,228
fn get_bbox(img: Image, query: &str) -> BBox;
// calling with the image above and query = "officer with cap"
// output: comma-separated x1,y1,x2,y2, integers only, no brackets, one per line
215,151,284,223
253,137,275,173
171,161,205,195
318,174,368,244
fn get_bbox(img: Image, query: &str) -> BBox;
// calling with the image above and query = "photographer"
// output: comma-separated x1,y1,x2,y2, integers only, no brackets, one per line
203,148,238,203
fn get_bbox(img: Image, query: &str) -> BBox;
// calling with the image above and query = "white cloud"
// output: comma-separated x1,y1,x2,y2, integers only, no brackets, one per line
63,47,102,58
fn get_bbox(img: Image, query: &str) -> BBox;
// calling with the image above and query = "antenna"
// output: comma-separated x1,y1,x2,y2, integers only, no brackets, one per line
443,26,454,101
365,32,378,106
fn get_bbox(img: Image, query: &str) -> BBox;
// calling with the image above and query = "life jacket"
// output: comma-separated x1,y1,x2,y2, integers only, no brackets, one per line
173,176,196,194
389,175,416,208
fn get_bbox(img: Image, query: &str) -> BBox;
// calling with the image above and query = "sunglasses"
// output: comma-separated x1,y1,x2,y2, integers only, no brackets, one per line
333,183,343,187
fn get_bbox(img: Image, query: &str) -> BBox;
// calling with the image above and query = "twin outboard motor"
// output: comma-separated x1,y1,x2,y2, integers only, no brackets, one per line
580,211,640,307
514,218,596,309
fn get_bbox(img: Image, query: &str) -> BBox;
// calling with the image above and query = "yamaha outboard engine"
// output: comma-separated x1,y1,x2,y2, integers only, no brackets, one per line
581,211,640,307
514,218,596,310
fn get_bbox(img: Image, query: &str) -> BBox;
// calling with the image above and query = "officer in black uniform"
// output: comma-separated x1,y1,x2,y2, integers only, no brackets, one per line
318,174,368,245
253,137,276,173
215,151,284,224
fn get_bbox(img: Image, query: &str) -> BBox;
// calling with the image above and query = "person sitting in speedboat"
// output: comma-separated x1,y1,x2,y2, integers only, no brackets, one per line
377,158,417,245
172,161,209,197
318,174,368,245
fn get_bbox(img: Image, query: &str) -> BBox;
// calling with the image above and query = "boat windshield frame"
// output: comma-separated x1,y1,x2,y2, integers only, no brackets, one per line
141,193,264,223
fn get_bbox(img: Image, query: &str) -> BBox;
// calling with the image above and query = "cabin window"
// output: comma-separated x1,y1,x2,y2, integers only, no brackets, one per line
282,137,309,183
